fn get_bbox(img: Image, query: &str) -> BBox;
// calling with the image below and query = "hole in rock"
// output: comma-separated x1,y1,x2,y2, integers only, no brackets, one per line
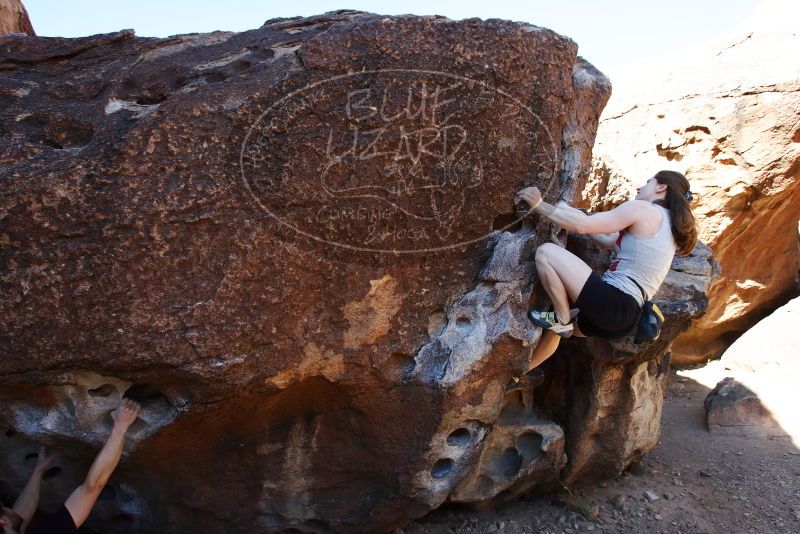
125,383,168,404
498,390,525,424
18,112,94,149
134,93,167,106
135,94,165,105
229,59,252,73
88,384,118,398
431,458,453,479
203,70,229,84
492,212,522,232
516,431,543,459
446,428,471,447
455,316,471,329
43,119,94,149
122,68,188,105
43,466,62,480
249,46,276,61
25,452,38,463
4,429,16,438
98,485,117,501
498,447,523,478
386,352,416,379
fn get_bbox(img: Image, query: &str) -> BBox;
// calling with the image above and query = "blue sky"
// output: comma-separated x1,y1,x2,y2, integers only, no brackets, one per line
25,0,761,78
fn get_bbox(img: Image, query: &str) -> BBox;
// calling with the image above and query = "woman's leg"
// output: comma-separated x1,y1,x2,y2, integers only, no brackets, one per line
528,322,587,370
534,243,593,324
529,329,561,369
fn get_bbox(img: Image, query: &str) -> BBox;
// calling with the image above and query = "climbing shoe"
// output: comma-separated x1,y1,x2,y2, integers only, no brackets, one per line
527,309,574,338
506,368,545,390
524,368,546,388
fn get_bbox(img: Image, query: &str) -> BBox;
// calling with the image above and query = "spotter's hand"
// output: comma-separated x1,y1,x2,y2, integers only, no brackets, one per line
111,398,141,431
34,446,53,472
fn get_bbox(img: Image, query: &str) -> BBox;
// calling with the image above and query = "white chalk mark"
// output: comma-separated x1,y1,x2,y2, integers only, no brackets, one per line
104,99,160,118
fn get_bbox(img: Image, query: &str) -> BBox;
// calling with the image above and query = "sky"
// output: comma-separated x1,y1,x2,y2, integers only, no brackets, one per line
24,0,763,79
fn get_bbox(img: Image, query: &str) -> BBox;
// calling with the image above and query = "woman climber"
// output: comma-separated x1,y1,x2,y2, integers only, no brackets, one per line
514,170,698,371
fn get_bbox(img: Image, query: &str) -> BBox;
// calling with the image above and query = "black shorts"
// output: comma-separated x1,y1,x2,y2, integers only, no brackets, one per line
575,272,641,339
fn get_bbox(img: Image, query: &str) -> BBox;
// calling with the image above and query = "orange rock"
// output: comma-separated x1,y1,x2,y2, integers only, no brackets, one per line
0,0,34,36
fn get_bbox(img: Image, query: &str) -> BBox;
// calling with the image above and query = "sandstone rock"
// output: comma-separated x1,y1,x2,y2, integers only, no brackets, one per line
0,11,711,533
583,19,800,365
683,296,800,440
0,0,34,36
704,377,785,437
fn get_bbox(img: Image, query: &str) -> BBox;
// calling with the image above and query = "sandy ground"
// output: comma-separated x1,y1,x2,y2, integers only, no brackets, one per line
404,370,800,534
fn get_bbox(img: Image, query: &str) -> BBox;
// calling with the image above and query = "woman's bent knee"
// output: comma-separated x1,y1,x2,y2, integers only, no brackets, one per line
535,242,559,258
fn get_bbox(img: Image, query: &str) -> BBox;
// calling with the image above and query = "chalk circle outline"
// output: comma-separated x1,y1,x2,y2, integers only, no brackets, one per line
239,68,558,254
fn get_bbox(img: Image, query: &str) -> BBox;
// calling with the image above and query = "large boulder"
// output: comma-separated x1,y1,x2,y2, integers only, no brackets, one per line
0,0,34,36
0,11,712,532
582,18,800,365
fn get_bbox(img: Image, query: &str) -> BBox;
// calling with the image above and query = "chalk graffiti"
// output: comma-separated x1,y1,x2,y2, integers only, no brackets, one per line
239,69,557,254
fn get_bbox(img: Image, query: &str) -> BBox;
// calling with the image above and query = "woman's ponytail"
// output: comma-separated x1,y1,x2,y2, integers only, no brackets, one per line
652,170,698,256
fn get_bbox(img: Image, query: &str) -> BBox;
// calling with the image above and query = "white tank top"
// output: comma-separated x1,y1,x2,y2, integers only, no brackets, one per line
601,204,677,307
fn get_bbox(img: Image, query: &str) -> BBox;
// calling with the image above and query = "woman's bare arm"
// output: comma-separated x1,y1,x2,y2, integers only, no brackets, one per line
552,203,619,248
586,232,619,249
516,187,646,235
559,204,619,247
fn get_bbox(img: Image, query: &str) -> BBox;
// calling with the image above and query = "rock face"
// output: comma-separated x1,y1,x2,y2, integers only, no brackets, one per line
0,0,34,36
0,12,711,533
583,26,800,365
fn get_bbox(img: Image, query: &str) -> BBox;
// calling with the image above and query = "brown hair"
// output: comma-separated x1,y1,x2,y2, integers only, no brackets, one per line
652,170,698,256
